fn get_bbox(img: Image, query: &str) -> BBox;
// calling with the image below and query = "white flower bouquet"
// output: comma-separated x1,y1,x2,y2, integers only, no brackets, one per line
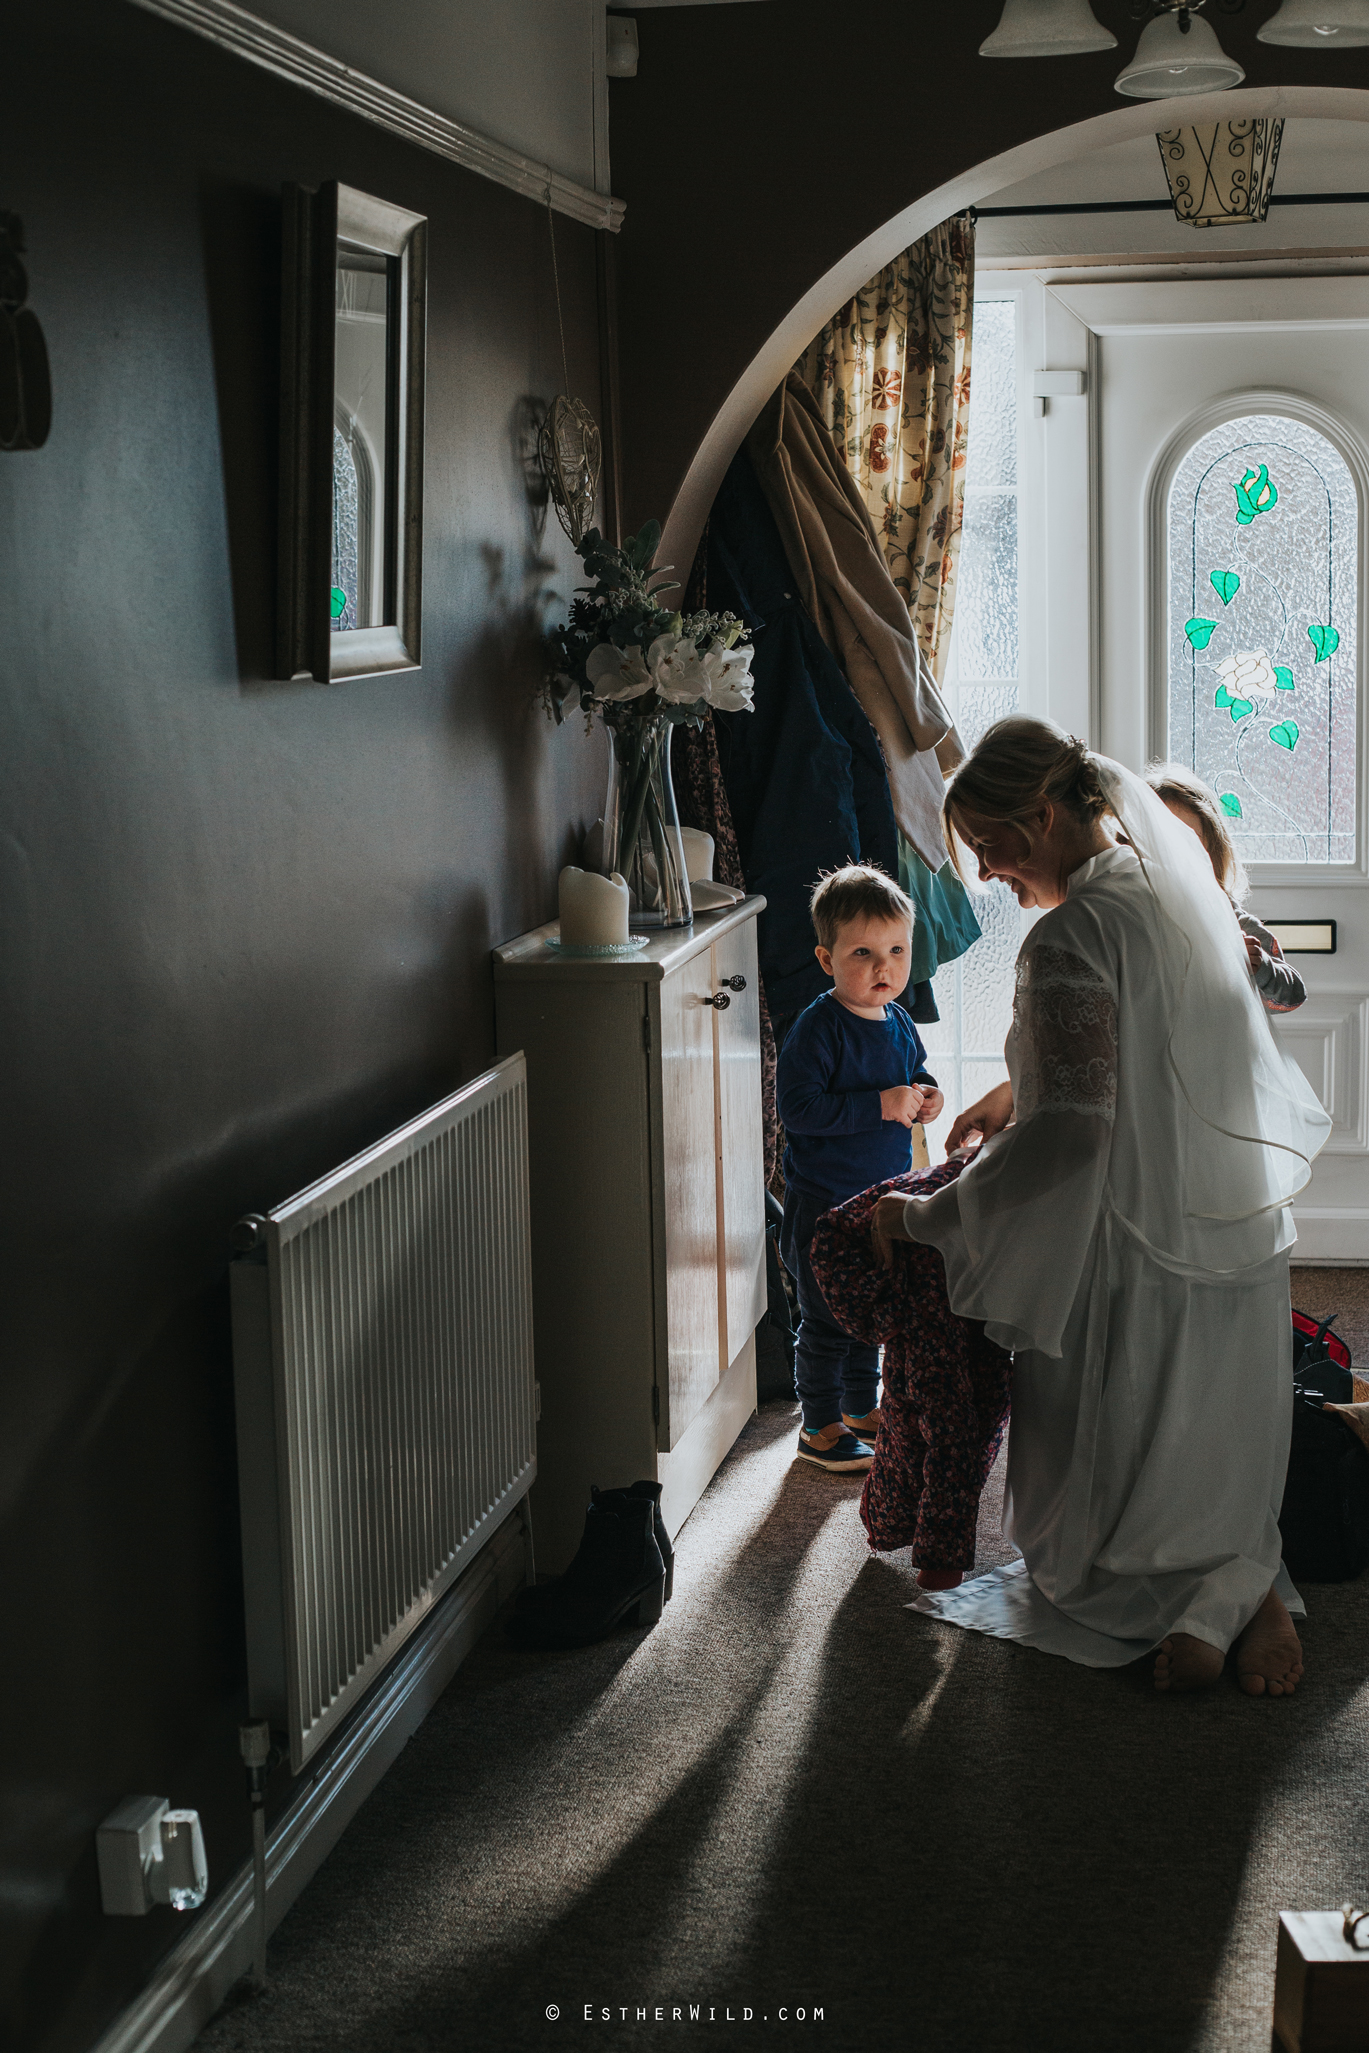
543,522,754,927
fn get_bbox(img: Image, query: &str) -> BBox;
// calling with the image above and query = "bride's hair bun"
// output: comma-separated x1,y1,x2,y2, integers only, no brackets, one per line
942,715,1115,871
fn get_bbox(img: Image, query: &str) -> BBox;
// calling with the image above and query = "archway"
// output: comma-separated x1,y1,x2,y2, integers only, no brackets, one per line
660,84,1369,578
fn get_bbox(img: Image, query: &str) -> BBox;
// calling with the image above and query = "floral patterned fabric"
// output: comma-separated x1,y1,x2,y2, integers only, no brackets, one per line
810,1158,1011,1571
793,215,974,689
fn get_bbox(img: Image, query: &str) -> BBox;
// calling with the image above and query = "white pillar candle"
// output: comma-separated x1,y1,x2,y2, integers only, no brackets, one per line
679,827,715,883
558,865,630,945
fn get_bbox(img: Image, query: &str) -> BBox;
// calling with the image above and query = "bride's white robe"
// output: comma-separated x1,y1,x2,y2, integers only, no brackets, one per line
904,845,1310,1664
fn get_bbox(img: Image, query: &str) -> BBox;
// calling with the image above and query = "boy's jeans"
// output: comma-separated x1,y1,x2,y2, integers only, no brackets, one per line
780,1188,880,1434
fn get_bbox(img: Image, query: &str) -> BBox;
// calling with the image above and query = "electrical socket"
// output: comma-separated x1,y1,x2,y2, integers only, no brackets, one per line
97,1796,208,1915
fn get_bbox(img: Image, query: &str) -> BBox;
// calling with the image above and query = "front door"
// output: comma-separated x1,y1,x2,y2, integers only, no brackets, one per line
1061,278,1369,1259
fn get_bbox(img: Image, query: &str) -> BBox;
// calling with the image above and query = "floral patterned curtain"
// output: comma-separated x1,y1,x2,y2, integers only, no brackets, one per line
793,214,974,684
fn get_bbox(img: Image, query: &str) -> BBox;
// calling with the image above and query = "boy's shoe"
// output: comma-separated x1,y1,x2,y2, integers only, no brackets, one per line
842,1407,882,1442
795,1428,874,1473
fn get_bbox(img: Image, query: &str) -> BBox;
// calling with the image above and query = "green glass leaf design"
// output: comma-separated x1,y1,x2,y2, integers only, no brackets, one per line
1215,683,1233,707
1219,792,1243,818
1209,570,1241,606
1233,465,1278,525
1269,719,1300,751
330,586,347,620
1273,665,1295,692
1227,696,1254,723
1186,617,1218,650
1308,622,1339,662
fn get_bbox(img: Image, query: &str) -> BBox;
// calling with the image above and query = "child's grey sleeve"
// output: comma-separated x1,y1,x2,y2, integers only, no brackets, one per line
1239,911,1307,1014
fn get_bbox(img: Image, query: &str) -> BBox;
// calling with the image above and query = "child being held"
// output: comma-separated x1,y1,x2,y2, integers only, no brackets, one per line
777,864,943,1475
1148,764,1306,1015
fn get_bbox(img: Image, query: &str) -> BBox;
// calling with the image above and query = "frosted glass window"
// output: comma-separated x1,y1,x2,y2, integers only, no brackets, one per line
332,427,360,635
1167,413,1358,865
923,297,1023,1157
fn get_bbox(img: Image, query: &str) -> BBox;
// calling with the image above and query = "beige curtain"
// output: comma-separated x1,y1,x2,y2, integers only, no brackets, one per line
793,214,974,685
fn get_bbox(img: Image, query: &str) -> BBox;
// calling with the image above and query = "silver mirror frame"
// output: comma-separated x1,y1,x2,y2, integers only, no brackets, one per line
277,181,427,684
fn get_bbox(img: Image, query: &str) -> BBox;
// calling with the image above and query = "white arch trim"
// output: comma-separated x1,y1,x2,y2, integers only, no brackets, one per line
661,84,1369,581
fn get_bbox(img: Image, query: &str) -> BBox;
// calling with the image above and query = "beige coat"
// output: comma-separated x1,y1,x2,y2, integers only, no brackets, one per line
745,372,962,870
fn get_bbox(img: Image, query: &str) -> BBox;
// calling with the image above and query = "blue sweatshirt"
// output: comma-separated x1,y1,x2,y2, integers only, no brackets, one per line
778,990,936,1205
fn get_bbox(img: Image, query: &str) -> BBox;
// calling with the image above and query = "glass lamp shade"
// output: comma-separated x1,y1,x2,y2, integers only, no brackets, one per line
1257,0,1369,44
980,0,1117,57
1115,11,1245,96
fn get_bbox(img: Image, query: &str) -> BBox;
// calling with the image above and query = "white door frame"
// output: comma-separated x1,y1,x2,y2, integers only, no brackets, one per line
1049,279,1369,1260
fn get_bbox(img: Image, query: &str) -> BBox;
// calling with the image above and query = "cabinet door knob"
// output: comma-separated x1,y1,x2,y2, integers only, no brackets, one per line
705,991,731,1010
722,974,747,992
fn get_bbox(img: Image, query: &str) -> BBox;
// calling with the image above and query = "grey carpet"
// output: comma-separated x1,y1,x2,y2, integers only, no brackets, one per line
197,1404,1369,2053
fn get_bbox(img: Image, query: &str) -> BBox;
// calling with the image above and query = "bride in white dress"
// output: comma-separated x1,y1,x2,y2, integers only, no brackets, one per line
873,718,1331,1694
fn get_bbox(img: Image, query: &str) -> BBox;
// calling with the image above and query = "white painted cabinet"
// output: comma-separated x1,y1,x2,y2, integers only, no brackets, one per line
493,898,767,1571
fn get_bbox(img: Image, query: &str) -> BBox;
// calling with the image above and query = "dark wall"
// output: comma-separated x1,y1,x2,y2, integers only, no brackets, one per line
1,6,607,2047
609,0,1369,531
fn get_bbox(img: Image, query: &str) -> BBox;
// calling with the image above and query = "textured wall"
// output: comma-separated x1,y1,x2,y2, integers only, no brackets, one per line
0,5,606,2047
608,0,1369,534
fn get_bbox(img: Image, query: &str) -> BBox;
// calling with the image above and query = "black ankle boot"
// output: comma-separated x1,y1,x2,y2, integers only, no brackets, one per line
516,1481,675,1615
508,1492,665,1649
596,1481,675,1602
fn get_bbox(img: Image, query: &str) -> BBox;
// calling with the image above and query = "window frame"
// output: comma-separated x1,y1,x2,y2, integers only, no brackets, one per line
1147,388,1369,887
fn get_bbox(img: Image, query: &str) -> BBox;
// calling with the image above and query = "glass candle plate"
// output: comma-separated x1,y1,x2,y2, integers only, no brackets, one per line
546,936,649,958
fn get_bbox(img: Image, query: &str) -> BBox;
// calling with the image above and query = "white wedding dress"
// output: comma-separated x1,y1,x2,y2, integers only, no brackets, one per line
903,769,1331,1664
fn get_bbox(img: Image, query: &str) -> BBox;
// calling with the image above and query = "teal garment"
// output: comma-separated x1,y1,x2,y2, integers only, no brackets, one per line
897,835,982,985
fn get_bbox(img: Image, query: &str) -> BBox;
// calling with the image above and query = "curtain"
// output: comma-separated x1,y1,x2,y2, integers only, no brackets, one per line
794,214,979,976
793,214,974,688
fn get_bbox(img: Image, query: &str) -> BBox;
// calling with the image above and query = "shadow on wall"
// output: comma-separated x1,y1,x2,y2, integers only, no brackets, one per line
198,174,283,691
0,880,501,2052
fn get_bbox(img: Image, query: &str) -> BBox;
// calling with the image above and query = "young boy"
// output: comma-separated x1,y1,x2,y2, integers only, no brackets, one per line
777,864,944,1473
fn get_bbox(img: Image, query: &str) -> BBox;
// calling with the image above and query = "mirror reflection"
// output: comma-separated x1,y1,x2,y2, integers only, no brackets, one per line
332,244,393,633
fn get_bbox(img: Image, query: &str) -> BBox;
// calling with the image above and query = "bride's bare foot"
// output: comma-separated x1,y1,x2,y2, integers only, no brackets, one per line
1153,1633,1225,1693
1236,1587,1305,1698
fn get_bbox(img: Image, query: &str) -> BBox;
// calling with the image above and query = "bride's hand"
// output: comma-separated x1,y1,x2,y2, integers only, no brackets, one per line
871,1193,910,1273
945,1080,1015,1157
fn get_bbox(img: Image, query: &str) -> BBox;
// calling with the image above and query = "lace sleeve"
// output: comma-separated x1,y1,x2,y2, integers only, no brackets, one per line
1013,943,1118,1122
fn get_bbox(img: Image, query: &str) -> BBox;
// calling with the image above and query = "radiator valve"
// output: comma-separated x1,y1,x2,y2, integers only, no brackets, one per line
97,1797,208,1915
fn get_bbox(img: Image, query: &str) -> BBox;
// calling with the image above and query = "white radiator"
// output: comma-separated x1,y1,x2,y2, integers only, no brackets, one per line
230,1054,535,1773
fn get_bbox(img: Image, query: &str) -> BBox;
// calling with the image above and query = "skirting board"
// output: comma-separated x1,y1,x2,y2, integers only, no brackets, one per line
657,1331,757,1548
90,1506,530,2053
1291,1208,1369,1263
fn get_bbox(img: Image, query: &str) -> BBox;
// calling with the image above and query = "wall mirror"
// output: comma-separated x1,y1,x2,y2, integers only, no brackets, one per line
278,182,426,684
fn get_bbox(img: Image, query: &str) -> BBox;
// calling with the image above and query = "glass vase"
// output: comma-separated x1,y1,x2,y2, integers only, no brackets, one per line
602,717,693,930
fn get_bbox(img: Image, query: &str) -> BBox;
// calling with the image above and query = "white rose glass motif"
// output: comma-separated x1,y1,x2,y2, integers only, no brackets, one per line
1167,413,1357,864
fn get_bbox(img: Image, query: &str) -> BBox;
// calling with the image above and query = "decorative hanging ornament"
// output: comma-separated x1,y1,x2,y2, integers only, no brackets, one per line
538,186,603,548
1156,119,1283,226
539,395,602,547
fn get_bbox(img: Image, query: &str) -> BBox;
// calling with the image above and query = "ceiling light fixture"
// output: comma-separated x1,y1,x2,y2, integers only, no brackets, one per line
1258,0,1369,43
1114,3,1245,97
1156,118,1283,221
979,0,1117,57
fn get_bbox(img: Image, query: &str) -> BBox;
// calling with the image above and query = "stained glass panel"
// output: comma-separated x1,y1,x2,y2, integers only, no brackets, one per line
1167,412,1357,865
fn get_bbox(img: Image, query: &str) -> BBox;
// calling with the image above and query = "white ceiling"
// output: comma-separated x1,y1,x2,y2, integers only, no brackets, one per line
977,117,1369,266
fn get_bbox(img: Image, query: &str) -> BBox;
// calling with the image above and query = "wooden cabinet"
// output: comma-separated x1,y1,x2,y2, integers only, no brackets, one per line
493,899,767,1571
